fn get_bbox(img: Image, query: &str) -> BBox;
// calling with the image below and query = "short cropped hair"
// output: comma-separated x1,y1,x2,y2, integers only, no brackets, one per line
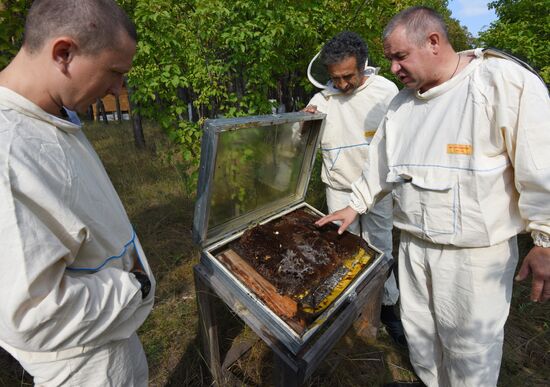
320,31,368,71
23,0,137,55
383,6,448,46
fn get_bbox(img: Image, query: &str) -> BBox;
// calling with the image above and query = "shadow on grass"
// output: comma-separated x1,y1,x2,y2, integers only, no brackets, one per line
0,347,32,386
183,315,414,387
174,264,414,387
163,334,207,387
132,199,198,294
163,293,249,387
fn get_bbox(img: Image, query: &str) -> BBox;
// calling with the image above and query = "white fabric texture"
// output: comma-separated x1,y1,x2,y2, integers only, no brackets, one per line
19,333,148,387
349,49,550,247
326,187,398,305
398,231,518,387
309,74,399,191
0,86,155,380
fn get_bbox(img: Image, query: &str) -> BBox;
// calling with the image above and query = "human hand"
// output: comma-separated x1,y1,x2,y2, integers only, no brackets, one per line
515,246,550,302
302,104,318,113
315,206,358,235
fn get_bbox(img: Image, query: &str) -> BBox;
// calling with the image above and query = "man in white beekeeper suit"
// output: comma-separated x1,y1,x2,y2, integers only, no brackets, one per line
0,0,155,385
316,6,550,387
303,31,405,345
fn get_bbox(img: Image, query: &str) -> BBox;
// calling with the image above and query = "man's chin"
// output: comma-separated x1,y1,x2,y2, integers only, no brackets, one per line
401,79,417,89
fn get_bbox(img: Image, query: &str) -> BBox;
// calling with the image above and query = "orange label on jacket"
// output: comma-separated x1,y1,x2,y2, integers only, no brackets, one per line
447,144,472,155
364,130,376,138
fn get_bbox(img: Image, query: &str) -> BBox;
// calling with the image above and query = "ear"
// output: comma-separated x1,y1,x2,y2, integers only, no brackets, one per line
51,37,78,74
426,32,441,54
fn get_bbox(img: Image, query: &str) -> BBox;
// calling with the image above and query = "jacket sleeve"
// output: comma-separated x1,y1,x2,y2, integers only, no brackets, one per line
499,63,550,239
0,139,152,353
349,117,393,214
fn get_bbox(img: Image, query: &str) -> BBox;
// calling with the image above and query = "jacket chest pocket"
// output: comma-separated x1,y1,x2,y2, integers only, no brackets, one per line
393,179,457,236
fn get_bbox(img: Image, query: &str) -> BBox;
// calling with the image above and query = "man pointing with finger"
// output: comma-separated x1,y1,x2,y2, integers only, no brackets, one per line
316,6,550,387
303,31,404,345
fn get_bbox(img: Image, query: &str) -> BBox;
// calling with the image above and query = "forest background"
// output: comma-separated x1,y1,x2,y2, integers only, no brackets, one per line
1,0,548,169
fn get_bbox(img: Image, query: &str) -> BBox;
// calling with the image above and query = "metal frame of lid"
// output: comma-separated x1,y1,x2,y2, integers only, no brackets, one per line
192,112,326,248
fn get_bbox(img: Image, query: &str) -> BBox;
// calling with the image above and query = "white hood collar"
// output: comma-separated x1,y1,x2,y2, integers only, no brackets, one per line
0,86,81,134
307,51,380,97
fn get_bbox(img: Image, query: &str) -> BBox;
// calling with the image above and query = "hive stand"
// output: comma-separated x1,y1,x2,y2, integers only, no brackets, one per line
194,257,390,386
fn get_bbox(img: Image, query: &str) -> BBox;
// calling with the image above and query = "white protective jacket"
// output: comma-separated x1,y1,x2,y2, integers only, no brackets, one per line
0,87,155,362
349,49,550,247
309,74,398,191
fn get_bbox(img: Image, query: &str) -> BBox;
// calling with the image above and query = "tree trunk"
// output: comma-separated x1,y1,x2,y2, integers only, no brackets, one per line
86,105,94,121
125,79,146,149
96,98,109,124
115,95,122,122
95,100,101,122
132,108,145,149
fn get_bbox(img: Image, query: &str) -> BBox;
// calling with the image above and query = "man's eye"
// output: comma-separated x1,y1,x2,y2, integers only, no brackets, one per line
333,74,354,81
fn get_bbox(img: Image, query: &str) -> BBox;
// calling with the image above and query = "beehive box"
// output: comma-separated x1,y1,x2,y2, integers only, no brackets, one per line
192,112,387,354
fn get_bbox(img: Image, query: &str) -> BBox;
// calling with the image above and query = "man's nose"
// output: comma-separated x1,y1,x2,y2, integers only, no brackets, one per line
390,61,401,74
334,78,348,89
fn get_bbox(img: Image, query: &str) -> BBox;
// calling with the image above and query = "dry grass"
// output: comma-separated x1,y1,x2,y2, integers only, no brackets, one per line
0,121,548,386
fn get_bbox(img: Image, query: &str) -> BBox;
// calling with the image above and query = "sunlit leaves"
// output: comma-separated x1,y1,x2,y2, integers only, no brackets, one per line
0,0,31,69
478,0,549,83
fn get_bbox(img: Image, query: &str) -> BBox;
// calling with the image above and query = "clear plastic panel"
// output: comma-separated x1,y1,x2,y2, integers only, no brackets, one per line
209,121,312,230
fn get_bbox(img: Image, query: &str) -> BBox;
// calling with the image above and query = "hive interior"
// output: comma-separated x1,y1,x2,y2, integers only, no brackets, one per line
215,208,375,333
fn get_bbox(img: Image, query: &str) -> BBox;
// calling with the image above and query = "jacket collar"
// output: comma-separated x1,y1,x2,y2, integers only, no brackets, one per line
0,86,81,134
414,49,482,100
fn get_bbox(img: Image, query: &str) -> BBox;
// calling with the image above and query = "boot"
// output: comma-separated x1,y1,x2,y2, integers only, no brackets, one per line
380,304,407,348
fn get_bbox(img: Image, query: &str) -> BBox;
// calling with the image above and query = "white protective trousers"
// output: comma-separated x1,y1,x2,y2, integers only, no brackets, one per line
326,186,399,305
398,231,518,387
17,333,148,387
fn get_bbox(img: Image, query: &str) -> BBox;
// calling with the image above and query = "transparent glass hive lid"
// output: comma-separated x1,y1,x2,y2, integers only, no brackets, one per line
193,112,325,247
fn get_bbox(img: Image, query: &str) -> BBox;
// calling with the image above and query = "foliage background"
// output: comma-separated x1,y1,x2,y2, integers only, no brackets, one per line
0,0,477,175
0,0,31,69
120,0,473,167
477,0,549,83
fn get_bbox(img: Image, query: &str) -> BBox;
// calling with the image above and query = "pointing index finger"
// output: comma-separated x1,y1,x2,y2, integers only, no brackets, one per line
315,214,334,227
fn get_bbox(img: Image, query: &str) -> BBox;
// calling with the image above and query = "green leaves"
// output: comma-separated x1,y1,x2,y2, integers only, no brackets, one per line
478,0,549,83
119,0,474,179
0,1,474,171
0,0,30,70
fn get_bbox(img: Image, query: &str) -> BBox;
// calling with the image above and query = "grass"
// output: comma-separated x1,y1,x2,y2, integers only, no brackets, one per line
1,120,548,386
